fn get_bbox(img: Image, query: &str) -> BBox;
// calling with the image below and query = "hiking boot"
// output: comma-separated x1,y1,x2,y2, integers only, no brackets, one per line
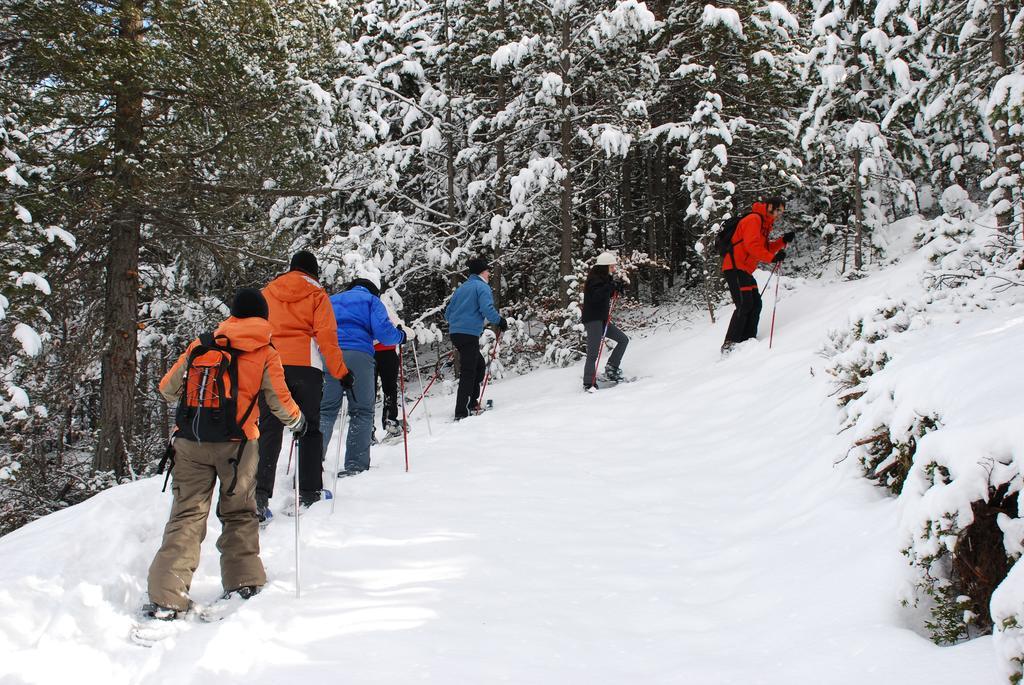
225,585,261,600
383,419,404,438
583,383,598,393
720,341,737,357
604,366,625,383
142,602,185,621
336,467,366,478
282,490,321,517
255,492,270,524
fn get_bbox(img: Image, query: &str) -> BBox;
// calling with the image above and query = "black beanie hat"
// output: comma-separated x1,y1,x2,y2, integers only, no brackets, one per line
289,250,319,279
230,288,269,320
467,257,490,275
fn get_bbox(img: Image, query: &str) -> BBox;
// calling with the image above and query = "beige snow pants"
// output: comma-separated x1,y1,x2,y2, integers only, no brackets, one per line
147,439,266,610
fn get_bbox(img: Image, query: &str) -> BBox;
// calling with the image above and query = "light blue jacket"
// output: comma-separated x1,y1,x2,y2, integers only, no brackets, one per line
330,286,403,356
445,275,501,336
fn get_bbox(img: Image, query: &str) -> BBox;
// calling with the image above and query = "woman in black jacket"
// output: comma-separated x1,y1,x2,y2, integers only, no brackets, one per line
581,252,629,391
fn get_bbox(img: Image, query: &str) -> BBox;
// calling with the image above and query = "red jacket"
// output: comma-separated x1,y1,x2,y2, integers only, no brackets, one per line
721,202,785,274
262,270,348,378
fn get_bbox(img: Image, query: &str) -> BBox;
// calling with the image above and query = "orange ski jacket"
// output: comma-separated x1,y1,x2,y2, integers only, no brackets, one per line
721,202,786,275
159,316,301,440
262,270,349,379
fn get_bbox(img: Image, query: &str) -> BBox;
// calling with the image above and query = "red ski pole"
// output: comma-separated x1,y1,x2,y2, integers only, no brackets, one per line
769,264,782,349
593,291,619,381
408,351,452,417
760,262,780,296
399,344,410,472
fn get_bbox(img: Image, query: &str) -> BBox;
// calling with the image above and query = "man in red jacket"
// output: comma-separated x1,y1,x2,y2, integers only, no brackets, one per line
721,197,794,353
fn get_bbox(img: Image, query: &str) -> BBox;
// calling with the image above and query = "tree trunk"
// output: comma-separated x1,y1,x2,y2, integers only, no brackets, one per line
493,0,508,306
990,2,1015,233
443,1,457,223
558,14,573,306
852,146,864,271
621,151,633,251
94,0,145,476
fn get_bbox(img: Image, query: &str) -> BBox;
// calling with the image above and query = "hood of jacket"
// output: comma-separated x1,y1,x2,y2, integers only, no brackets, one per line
751,202,775,232
213,316,273,352
264,270,323,304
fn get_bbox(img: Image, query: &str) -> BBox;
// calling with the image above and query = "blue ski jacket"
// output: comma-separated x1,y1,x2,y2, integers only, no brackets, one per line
330,286,404,356
445,274,501,336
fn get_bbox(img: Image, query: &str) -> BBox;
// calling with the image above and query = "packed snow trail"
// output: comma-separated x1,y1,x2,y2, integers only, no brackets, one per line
0,255,998,683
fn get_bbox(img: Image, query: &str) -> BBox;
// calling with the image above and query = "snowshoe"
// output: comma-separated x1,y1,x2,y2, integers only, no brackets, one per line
603,365,625,383
198,586,260,623
384,419,405,438
336,467,367,478
380,419,408,445
130,601,192,647
282,489,330,517
141,602,185,622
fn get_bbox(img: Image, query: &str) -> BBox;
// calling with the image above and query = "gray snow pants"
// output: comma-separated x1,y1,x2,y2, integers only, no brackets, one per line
147,439,265,610
321,349,376,472
583,320,629,386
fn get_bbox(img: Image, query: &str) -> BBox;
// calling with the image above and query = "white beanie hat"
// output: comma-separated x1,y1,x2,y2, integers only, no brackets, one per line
595,251,617,266
355,268,381,290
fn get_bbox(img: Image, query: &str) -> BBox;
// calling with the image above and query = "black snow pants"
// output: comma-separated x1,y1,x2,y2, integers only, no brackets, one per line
375,348,399,429
451,333,485,419
723,269,762,344
256,365,324,500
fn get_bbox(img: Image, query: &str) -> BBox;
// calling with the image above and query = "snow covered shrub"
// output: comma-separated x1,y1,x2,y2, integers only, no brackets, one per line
902,450,1022,644
822,297,922,405
993,559,1024,684
919,201,1024,307
851,414,941,495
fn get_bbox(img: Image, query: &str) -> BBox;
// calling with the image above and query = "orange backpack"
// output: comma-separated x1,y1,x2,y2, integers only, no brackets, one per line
174,333,257,443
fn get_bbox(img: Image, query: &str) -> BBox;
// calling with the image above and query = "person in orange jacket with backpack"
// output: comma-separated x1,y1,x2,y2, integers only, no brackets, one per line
257,251,351,517
144,289,305,620
720,197,794,354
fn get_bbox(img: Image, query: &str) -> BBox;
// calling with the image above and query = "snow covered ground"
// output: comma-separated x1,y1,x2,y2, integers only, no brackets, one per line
0,236,1004,683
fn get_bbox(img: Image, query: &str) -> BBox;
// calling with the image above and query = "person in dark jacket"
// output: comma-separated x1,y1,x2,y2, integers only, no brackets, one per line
321,275,405,476
720,198,794,354
582,252,629,391
444,257,506,420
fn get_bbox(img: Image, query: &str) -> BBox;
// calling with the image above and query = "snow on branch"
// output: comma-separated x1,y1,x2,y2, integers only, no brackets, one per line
12,323,42,357
702,5,744,39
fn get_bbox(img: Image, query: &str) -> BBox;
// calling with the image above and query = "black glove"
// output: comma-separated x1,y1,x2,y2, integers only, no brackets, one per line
288,413,308,437
613,280,626,295
782,231,796,244
498,317,509,332
340,371,355,390
772,249,787,264
396,325,408,345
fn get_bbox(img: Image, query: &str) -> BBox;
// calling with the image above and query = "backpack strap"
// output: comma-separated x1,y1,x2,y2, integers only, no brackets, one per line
223,364,262,496
158,439,176,492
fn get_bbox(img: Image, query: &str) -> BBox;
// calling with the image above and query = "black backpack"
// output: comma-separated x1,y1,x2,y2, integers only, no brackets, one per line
174,333,257,443
715,212,760,264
